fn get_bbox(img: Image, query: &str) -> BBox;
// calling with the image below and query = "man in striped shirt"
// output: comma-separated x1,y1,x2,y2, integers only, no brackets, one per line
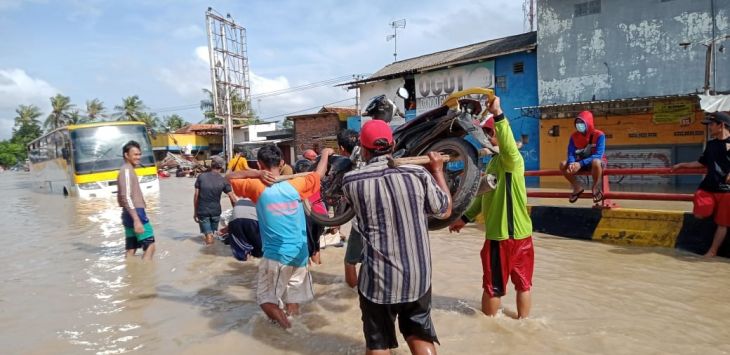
342,119,451,354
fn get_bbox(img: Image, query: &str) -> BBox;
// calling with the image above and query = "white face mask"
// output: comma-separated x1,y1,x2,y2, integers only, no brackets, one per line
575,122,587,133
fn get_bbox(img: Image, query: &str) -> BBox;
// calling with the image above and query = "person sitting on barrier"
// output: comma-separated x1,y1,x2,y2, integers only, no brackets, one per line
448,95,534,319
559,110,607,203
672,111,730,258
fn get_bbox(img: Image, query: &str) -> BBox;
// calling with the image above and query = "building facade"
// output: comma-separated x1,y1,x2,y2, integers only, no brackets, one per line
535,0,729,186
346,32,540,177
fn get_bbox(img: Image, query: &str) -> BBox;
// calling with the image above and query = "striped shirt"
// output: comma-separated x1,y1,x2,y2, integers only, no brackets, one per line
342,155,449,304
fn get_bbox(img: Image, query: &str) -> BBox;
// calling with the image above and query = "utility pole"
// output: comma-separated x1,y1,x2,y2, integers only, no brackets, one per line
386,19,406,62
205,8,252,163
523,0,536,32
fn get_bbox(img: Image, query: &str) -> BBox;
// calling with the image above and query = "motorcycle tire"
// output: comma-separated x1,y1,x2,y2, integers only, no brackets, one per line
423,137,481,230
302,199,356,227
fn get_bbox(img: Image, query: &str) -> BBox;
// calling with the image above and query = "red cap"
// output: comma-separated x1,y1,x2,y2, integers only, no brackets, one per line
479,116,495,133
360,119,393,150
303,149,317,160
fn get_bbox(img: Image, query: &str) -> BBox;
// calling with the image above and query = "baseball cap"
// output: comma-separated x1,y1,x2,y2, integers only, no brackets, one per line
360,119,394,150
211,156,225,169
478,116,495,134
701,111,730,126
303,149,317,160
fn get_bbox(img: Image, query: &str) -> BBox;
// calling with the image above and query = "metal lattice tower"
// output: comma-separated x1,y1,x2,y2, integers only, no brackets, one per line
205,8,252,161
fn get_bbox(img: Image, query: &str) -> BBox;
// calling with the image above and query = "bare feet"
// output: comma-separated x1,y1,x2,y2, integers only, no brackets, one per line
260,303,291,328
704,250,717,258
204,234,214,245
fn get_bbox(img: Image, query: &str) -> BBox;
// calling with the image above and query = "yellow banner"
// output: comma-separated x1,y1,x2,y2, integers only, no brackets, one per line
652,101,693,124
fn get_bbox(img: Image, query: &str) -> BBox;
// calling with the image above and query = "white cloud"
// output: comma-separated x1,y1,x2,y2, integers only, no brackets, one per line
0,0,44,11
173,24,204,39
0,68,58,139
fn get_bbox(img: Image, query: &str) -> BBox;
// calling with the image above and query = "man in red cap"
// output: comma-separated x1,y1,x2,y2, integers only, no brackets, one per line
672,111,730,257
302,149,317,161
342,119,452,354
559,110,607,203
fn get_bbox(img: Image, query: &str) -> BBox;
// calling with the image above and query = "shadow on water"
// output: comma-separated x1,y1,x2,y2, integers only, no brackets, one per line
156,260,366,354
606,244,730,264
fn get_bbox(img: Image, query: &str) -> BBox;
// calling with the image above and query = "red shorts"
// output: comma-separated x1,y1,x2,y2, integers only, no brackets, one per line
693,190,730,227
480,237,534,297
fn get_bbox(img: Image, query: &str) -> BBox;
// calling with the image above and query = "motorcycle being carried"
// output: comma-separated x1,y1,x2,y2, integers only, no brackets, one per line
304,87,498,230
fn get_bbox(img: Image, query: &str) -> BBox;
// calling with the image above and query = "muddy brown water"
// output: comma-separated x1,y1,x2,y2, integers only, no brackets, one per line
1,172,728,354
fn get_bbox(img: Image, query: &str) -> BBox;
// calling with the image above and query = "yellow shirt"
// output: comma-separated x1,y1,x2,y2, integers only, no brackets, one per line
228,154,249,172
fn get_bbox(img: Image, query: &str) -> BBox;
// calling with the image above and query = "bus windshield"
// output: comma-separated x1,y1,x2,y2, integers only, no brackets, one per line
71,125,155,174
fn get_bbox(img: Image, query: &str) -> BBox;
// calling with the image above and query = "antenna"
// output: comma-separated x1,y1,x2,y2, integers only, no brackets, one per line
386,19,406,62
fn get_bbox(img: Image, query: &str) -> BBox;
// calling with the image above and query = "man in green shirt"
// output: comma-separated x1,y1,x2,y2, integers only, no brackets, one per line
449,95,534,319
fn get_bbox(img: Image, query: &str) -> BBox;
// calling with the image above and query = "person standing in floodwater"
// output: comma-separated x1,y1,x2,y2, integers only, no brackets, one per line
672,111,730,258
117,140,156,261
449,95,535,319
342,120,452,354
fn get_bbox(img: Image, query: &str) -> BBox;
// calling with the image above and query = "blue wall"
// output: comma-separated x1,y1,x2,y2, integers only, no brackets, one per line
494,51,539,185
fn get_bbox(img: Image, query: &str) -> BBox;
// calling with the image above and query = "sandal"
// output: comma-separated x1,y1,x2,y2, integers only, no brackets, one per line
592,189,604,203
569,188,584,203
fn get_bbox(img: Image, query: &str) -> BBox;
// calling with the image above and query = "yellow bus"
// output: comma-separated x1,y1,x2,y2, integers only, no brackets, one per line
27,121,159,199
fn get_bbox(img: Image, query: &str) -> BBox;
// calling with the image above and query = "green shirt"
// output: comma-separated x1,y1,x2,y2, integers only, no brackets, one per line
464,116,532,240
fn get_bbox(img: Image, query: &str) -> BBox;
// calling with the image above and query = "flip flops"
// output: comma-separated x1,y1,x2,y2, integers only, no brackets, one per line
592,189,604,203
569,188,584,203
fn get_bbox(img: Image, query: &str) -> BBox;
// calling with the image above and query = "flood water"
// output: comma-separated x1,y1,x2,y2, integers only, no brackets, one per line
1,172,729,354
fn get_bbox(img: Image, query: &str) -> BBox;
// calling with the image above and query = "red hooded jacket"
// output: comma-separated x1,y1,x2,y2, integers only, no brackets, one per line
569,111,607,164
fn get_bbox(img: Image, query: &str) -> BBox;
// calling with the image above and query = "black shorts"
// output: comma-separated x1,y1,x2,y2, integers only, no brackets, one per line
359,288,438,350
125,236,155,251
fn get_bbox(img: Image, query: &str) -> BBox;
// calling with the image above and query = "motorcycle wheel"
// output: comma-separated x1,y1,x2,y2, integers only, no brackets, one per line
302,197,356,227
424,137,481,230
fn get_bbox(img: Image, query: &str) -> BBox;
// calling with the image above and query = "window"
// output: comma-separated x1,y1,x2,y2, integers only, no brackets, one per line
513,61,524,74
496,76,507,90
575,0,601,17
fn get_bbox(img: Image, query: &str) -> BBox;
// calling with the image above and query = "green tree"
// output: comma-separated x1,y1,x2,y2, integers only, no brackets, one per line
14,104,42,127
11,121,42,148
44,94,74,131
161,114,188,132
66,109,87,125
114,95,148,121
0,140,24,168
199,88,256,124
138,112,160,133
200,88,218,124
281,119,293,129
85,98,106,122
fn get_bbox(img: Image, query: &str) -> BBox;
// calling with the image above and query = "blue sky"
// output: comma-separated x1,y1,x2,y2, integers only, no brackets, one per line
0,0,527,139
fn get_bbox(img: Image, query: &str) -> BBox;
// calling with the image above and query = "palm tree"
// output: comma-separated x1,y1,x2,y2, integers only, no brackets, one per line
199,87,256,124
200,88,218,124
66,110,87,125
44,94,74,131
85,98,106,122
138,112,160,131
162,114,187,132
114,95,148,121
13,104,42,127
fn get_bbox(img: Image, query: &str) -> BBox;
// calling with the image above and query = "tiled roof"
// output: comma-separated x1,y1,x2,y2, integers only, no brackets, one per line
174,124,224,134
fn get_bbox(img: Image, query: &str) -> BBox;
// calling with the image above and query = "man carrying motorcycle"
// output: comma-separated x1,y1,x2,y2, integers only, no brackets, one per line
449,95,535,319
342,119,452,354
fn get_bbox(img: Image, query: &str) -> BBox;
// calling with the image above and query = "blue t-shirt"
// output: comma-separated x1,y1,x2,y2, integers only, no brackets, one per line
255,182,309,267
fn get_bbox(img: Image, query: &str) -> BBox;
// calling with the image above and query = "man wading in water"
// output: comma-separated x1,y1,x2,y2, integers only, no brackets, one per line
449,95,535,319
342,119,452,354
117,140,156,261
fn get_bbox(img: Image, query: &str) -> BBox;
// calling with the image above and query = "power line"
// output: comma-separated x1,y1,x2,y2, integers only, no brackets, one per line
147,74,366,114
258,97,356,121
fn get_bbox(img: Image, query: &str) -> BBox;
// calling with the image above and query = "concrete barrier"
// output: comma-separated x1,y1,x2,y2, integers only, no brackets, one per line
527,206,729,258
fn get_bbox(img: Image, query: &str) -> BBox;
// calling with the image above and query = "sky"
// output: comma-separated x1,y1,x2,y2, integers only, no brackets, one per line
0,0,528,139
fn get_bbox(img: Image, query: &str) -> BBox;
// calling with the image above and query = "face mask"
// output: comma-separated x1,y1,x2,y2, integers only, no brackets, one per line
575,122,587,133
